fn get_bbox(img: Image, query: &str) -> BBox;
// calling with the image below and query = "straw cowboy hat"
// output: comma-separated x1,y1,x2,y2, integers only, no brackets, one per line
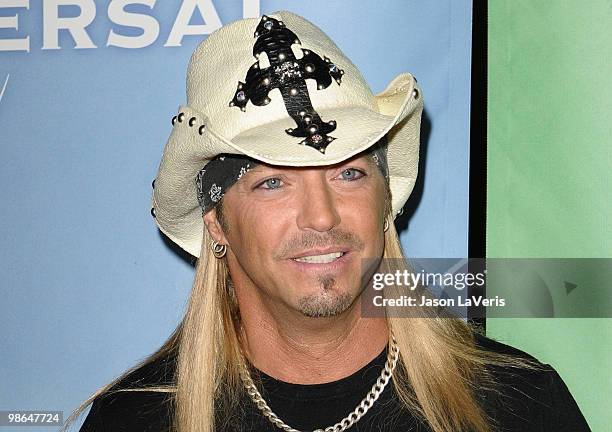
151,10,423,257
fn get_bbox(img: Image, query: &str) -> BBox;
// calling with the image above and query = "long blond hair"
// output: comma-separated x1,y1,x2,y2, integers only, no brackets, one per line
64,213,542,432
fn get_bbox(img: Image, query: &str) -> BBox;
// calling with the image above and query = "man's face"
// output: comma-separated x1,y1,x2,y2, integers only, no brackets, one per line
204,153,388,318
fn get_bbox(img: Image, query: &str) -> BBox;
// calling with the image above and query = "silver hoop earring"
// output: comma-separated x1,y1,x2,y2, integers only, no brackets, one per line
211,240,227,258
383,219,390,232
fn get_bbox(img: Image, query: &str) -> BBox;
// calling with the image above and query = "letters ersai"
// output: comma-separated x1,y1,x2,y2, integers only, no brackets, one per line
0,0,261,52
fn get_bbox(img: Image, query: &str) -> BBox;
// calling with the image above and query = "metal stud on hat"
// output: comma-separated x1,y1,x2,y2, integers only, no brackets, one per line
151,10,424,257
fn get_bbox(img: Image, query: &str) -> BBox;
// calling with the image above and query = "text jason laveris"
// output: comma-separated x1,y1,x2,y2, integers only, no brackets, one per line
372,295,506,308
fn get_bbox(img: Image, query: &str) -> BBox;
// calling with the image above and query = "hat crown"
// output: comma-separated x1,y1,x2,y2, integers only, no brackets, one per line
185,11,376,144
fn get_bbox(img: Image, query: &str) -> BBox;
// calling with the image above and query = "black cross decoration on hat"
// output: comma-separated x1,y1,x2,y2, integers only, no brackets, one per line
229,15,345,153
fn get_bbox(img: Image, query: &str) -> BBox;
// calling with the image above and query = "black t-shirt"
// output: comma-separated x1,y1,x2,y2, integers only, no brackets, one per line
79,333,591,431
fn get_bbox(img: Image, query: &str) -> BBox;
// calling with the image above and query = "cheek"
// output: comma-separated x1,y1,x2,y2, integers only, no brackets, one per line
338,186,385,223
338,188,386,251
227,202,287,262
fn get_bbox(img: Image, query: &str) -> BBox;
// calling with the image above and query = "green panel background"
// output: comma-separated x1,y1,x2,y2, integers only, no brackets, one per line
487,1,611,430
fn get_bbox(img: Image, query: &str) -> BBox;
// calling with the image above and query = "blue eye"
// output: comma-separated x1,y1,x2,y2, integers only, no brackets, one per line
259,178,283,189
340,168,365,181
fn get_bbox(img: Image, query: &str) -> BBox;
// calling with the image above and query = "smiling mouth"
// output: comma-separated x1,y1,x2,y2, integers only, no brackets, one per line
292,251,346,264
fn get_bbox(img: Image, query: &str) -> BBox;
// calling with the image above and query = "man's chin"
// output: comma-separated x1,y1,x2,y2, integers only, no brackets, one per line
296,290,354,318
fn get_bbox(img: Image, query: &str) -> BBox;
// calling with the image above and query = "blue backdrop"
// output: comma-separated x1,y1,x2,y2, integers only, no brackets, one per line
0,1,472,428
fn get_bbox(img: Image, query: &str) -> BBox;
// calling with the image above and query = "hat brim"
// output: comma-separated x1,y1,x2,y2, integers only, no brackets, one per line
152,73,423,257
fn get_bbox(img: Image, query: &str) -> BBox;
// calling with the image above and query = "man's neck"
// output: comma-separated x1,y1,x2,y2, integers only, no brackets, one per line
236,290,389,385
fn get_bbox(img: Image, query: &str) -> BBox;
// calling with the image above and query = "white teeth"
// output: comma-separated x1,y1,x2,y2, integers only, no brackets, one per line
293,252,344,264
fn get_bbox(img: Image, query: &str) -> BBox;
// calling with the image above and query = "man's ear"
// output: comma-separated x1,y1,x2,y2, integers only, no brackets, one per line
203,208,228,244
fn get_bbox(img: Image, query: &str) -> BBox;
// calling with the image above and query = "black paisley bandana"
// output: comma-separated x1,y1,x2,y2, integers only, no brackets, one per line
196,138,389,214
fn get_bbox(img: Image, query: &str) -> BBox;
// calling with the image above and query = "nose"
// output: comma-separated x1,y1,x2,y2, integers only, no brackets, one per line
296,173,341,232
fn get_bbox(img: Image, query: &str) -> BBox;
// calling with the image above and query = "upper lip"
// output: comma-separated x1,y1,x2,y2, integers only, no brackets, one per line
290,247,350,259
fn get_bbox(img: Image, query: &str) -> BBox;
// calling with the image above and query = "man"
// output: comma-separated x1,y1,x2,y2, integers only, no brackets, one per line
71,11,590,432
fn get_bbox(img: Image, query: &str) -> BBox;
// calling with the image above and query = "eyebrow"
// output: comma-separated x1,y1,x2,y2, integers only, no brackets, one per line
249,155,375,174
